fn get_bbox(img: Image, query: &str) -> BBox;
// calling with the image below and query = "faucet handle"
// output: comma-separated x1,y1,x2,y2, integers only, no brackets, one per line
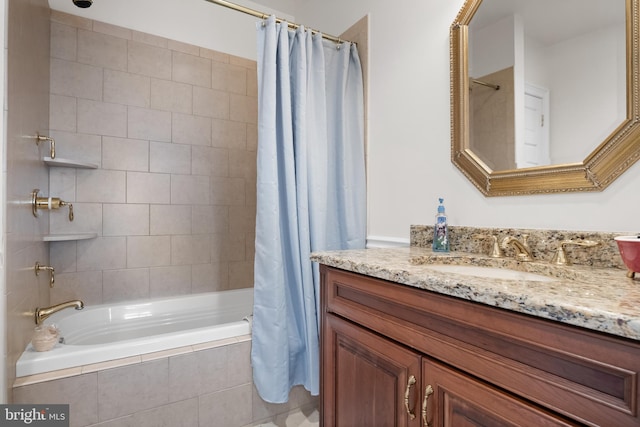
551,240,599,266
473,234,505,258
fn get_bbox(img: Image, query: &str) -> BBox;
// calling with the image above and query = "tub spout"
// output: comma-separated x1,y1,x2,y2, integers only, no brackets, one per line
35,300,84,325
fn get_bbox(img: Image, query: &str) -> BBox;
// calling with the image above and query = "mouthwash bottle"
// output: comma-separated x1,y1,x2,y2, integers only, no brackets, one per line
432,198,450,252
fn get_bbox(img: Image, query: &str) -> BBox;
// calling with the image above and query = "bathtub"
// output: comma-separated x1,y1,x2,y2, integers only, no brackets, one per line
16,289,253,377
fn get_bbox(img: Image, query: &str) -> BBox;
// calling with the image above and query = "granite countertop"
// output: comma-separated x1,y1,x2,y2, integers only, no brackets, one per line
311,247,640,342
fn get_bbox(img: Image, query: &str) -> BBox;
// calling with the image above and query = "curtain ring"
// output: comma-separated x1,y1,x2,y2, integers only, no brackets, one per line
336,38,342,50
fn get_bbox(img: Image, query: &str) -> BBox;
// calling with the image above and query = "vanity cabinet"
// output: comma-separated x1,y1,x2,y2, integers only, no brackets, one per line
320,265,640,427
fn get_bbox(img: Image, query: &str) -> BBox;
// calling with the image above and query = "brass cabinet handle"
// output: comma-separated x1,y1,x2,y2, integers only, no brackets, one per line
422,384,434,427
404,375,417,420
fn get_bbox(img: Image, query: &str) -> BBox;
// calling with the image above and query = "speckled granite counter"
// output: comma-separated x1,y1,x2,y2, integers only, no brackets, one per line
311,246,640,341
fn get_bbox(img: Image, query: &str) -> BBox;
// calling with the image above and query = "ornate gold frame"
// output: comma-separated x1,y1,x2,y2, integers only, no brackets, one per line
451,0,640,196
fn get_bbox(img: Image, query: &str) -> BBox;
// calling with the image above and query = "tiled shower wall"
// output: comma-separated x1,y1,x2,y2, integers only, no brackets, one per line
47,11,257,305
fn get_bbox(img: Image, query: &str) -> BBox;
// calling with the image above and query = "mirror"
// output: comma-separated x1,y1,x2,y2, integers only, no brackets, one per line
451,0,640,196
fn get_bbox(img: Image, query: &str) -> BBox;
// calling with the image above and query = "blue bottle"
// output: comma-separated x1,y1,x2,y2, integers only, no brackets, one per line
432,198,450,252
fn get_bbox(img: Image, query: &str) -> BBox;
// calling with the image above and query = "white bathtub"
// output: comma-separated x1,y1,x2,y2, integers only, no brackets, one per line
16,289,253,377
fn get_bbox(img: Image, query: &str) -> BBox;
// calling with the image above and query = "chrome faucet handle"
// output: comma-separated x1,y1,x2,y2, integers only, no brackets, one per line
550,240,599,266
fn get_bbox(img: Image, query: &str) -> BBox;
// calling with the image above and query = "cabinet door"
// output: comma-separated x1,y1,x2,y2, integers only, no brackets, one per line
421,358,581,427
322,313,422,427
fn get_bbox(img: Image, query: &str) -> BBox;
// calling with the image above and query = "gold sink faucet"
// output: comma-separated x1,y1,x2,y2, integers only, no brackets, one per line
501,235,534,262
35,300,84,325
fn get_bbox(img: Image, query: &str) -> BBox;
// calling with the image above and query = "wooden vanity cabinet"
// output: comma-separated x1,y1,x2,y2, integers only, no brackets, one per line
320,265,640,427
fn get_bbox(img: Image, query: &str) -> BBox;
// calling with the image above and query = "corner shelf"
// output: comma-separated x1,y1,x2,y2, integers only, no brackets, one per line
43,233,97,242
43,157,98,169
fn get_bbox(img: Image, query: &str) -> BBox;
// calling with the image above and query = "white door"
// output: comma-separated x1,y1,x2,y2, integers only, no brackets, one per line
518,84,550,168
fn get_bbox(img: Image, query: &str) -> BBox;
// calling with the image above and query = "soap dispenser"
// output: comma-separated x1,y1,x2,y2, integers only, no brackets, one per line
432,198,449,252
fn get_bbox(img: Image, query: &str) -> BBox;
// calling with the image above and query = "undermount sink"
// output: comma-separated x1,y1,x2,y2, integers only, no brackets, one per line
423,264,557,282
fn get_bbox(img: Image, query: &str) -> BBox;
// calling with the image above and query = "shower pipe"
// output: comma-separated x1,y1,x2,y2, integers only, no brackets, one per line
202,0,354,45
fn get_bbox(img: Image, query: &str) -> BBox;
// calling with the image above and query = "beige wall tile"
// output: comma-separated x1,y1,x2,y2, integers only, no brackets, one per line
49,130,102,166
126,172,170,204
150,78,192,114
128,40,172,79
212,118,246,149
229,205,257,234
247,68,258,97
247,123,258,151
50,22,77,61
200,48,229,63
210,176,231,206
131,30,168,49
92,20,132,40
49,240,77,273
131,398,198,427
149,265,192,297
172,113,212,146
76,236,127,271
227,341,252,387
192,205,228,234
50,9,92,30
77,99,128,137
191,146,229,177
199,384,253,427
230,55,256,70
103,204,149,236
13,374,99,427
97,359,169,420
76,169,126,203
168,39,199,56
229,149,257,180
171,174,210,205
229,261,254,289
127,236,171,268
102,136,149,171
49,203,103,235
191,262,227,293
49,167,76,202
127,106,171,142
49,94,77,133
78,28,127,71
172,51,211,88
212,61,247,95
230,94,258,124
102,268,150,303
193,86,230,119
104,69,151,108
228,233,246,262
229,177,247,206
150,141,191,174
150,204,191,235
51,270,103,305
171,234,210,265
51,58,103,100
211,232,230,262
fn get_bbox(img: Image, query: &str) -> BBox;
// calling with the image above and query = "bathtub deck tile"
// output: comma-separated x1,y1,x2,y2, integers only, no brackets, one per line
141,345,193,362
236,334,252,343
13,367,83,387
82,355,142,374
192,337,237,351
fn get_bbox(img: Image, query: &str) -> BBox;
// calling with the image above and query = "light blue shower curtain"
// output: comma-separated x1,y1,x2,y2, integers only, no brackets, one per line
251,16,366,404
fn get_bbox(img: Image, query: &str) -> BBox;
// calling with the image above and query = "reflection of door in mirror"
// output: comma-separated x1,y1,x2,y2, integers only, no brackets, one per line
468,0,626,170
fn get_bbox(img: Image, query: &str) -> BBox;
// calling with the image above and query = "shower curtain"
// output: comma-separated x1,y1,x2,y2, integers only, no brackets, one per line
251,16,366,404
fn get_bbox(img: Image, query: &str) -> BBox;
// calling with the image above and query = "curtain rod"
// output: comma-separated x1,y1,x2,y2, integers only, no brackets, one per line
202,0,352,44
471,78,500,90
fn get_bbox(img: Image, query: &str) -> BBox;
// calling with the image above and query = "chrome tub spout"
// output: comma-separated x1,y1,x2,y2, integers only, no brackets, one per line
35,300,84,325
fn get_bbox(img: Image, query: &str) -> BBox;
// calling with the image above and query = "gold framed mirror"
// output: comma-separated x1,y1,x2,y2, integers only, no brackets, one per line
451,0,640,196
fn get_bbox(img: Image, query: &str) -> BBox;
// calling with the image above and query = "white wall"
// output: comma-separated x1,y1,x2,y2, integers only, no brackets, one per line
50,0,640,241
48,0,294,60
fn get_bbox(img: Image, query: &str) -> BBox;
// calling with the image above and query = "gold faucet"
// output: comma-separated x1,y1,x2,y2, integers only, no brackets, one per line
35,300,84,325
501,235,534,262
